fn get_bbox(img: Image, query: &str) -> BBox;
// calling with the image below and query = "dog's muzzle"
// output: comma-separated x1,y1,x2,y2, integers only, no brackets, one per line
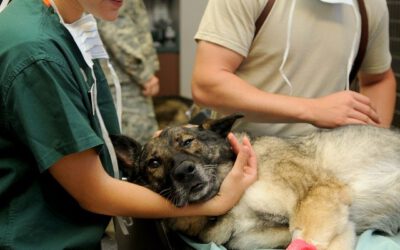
170,160,211,207
173,161,205,191
173,160,196,182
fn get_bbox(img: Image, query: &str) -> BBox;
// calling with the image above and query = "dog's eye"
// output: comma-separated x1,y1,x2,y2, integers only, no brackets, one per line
180,138,194,147
147,158,161,169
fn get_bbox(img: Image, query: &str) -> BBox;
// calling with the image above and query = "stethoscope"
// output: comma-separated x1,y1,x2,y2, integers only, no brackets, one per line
280,0,360,94
48,0,131,235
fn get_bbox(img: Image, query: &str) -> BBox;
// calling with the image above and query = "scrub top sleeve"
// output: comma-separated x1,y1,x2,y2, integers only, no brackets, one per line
5,59,104,172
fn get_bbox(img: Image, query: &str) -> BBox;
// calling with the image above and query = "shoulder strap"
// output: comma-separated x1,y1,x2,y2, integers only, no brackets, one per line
254,0,276,38
254,0,368,84
349,0,368,84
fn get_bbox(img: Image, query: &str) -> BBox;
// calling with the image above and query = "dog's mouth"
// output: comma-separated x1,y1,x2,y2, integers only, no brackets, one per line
172,182,215,208
189,184,218,203
171,172,219,207
188,181,214,202
190,182,205,193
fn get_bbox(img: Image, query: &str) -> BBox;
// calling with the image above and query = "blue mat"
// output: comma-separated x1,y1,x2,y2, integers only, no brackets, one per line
180,229,400,250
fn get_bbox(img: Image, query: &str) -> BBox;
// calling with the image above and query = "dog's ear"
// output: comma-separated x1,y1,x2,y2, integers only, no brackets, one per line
109,134,142,181
199,113,244,137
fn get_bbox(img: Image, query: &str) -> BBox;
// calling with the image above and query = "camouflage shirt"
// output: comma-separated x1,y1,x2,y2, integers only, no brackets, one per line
97,0,160,143
98,0,159,85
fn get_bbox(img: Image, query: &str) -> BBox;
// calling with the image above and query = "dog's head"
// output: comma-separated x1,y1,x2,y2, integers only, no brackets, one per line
112,113,244,207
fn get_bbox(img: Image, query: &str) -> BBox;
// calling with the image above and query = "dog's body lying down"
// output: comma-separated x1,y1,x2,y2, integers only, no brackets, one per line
112,114,400,250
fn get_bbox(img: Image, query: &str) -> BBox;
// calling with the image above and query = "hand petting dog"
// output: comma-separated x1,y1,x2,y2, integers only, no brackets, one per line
202,133,258,216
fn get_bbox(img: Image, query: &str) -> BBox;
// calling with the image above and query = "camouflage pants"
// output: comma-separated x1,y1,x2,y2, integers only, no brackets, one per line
110,83,159,145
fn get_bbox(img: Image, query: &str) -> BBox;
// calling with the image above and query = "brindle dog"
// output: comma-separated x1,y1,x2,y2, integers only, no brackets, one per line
112,113,400,250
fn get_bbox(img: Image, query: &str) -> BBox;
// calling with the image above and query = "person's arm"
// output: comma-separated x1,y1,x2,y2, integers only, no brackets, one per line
358,68,396,128
192,41,380,128
48,134,257,218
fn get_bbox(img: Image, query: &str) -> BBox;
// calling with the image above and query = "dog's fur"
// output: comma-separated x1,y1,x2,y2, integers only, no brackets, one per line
153,95,198,129
112,114,400,250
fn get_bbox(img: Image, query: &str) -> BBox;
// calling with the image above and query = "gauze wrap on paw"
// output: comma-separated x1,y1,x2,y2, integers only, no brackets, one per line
286,239,317,250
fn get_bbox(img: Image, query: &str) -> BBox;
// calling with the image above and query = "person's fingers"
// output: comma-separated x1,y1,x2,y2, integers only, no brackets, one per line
152,78,160,95
143,84,151,94
351,91,370,103
227,133,241,154
353,101,380,124
148,80,156,89
350,105,379,124
152,130,162,138
183,124,197,128
141,85,150,96
346,118,368,125
241,136,251,148
228,135,257,185
142,77,157,96
348,110,379,126
241,136,257,174
203,134,257,216
228,134,256,169
230,145,250,177
142,87,153,96
345,91,380,124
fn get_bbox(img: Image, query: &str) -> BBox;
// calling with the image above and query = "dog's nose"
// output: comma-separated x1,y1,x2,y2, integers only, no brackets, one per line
173,161,196,182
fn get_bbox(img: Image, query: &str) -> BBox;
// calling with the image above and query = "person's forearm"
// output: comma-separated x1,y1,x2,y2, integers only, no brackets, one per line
97,135,256,218
51,140,257,219
83,175,220,218
50,149,210,218
192,70,383,128
192,41,383,129
359,69,396,127
192,70,313,124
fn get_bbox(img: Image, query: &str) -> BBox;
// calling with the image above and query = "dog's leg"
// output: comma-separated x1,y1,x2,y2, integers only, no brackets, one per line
199,215,234,246
326,221,356,250
227,227,291,250
289,180,354,250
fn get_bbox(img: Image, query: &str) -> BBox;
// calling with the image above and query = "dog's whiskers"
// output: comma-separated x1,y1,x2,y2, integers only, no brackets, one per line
160,188,178,206
159,187,172,197
204,166,217,179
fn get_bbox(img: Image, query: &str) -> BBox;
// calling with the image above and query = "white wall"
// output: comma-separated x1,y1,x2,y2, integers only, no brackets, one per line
179,0,208,98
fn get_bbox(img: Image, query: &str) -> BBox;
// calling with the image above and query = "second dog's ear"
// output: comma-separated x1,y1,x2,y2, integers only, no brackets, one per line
109,134,142,181
199,113,244,137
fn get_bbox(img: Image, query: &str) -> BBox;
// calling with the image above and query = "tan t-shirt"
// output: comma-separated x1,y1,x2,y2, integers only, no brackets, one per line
195,0,391,137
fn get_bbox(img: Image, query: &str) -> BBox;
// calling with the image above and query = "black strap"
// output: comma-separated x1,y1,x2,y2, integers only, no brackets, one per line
254,0,276,38
349,0,368,84
254,0,368,84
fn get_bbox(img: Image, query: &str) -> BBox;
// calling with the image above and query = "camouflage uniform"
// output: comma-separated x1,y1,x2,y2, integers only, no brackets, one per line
98,0,159,144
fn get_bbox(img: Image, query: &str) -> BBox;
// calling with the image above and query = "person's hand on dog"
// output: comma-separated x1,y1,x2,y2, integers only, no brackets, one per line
200,133,258,216
306,90,381,128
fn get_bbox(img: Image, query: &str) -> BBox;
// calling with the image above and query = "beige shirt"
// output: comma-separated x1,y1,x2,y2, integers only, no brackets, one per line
195,0,391,137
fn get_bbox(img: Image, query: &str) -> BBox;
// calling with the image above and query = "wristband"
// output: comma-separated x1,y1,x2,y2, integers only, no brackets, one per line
286,239,317,250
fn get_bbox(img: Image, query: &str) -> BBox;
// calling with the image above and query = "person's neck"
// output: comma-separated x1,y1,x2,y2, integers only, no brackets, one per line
53,0,84,23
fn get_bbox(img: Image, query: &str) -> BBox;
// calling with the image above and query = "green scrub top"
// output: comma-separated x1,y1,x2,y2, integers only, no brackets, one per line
0,0,121,249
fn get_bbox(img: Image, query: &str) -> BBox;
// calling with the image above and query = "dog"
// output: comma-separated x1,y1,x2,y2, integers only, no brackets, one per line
111,113,400,250
153,95,200,129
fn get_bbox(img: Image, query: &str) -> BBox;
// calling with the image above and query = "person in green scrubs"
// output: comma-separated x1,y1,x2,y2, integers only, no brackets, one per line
0,0,258,249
